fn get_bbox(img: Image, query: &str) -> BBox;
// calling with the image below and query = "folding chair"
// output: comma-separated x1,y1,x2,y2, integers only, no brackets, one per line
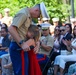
41,49,54,75
42,49,54,71
42,48,60,75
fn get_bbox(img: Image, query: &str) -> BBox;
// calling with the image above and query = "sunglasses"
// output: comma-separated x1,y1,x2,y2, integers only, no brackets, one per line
60,29,65,32
55,29,60,31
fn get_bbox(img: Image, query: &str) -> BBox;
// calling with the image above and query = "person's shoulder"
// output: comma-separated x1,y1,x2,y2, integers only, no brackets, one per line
47,35,54,40
47,35,54,45
48,34,52,37
17,7,28,15
67,33,72,37
65,33,72,40
14,7,28,18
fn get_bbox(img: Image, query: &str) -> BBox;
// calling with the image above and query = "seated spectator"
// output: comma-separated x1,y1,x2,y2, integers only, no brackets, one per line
54,23,73,75
59,26,65,44
53,26,61,52
66,23,72,34
0,27,11,56
50,26,61,62
1,33,13,75
0,27,11,75
36,23,54,75
59,23,72,55
68,63,76,75
68,26,76,75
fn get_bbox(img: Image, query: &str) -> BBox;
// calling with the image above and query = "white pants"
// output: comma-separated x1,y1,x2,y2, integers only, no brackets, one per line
54,55,76,69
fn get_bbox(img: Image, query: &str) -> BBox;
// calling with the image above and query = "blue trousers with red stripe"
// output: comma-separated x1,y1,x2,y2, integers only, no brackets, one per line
9,42,29,75
36,54,49,64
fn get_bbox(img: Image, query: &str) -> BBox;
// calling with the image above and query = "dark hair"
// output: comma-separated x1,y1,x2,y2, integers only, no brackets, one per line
65,23,72,34
54,25,60,32
28,25,40,42
2,23,8,29
1,27,8,32
37,24,41,28
73,26,76,38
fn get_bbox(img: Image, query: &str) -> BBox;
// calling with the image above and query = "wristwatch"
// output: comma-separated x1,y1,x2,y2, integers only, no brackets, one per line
19,40,25,45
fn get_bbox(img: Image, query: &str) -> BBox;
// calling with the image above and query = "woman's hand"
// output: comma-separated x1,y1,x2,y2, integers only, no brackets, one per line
62,39,71,46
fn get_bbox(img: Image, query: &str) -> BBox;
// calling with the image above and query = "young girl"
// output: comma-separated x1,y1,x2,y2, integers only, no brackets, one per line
7,25,42,75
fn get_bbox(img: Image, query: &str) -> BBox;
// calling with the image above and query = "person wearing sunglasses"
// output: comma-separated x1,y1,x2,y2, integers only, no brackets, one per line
68,26,76,75
47,26,61,66
54,23,73,75
60,26,65,34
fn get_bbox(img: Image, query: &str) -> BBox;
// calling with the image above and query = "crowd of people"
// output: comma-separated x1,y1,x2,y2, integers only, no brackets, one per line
38,17,76,75
0,2,76,75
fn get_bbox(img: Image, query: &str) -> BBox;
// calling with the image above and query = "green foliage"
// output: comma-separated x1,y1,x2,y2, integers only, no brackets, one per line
74,0,76,17
0,0,70,22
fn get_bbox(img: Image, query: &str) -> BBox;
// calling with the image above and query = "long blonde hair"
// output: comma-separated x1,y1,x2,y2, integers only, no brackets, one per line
28,25,41,42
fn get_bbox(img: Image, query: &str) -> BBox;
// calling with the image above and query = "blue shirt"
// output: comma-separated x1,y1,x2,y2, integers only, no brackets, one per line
2,34,11,47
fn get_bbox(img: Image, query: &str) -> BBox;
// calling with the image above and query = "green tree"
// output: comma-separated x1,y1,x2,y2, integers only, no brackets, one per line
0,0,70,22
